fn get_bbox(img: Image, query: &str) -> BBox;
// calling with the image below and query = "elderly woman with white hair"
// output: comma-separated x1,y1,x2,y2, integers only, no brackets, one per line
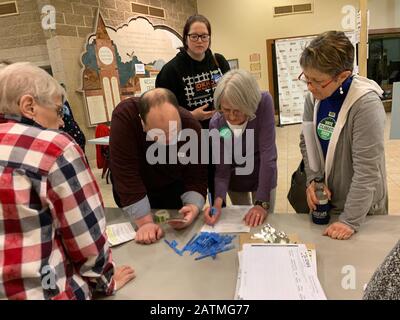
203,69,277,227
0,63,134,300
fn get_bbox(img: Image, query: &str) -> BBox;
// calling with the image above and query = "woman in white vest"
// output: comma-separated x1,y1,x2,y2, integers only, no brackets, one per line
299,31,387,240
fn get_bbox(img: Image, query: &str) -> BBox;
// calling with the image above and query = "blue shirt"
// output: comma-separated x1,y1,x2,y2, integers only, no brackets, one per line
317,76,353,158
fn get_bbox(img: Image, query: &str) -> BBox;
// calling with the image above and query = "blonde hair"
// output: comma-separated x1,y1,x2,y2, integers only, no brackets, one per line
214,69,261,119
0,62,65,115
300,31,354,76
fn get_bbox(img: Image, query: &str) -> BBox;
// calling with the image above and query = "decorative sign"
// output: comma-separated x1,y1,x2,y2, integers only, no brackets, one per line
139,77,156,94
250,53,260,62
98,46,114,65
249,52,262,80
80,13,182,126
274,32,357,125
135,63,146,75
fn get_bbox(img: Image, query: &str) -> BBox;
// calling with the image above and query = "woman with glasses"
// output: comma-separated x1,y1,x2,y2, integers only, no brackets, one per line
155,14,230,205
299,31,387,240
156,14,230,127
0,63,135,299
203,69,277,227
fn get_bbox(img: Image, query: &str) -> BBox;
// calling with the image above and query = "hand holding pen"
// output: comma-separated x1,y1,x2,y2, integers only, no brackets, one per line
203,194,222,226
208,192,217,217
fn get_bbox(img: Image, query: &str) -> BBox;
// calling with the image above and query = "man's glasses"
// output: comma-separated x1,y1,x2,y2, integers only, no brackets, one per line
297,72,336,89
187,34,210,42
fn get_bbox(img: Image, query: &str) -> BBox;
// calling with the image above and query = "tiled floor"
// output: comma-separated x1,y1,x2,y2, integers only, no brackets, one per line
91,112,400,215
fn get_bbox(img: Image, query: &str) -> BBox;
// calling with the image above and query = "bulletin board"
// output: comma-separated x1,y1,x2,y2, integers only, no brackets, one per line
268,32,357,126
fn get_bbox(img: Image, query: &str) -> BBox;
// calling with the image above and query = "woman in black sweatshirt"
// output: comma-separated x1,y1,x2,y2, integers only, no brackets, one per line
156,14,230,129
156,14,230,204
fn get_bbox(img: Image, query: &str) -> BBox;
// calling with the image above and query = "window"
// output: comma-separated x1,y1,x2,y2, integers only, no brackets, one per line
368,34,400,101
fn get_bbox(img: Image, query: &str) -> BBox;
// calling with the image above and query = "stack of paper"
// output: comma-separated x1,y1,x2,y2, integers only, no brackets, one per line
106,222,136,247
201,206,251,233
235,243,326,300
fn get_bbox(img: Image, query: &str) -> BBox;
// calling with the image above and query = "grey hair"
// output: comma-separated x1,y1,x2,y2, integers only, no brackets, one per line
0,62,65,115
214,69,261,119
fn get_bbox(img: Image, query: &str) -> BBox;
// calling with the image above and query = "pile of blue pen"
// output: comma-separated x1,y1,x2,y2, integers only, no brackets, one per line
164,232,236,260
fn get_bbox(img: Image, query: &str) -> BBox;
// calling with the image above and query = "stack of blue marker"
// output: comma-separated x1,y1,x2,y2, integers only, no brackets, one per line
164,232,236,260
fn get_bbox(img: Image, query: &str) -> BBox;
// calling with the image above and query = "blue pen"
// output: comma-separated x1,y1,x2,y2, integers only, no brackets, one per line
208,192,217,217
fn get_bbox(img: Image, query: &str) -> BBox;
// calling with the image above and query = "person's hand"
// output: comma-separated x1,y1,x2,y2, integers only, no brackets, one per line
203,197,223,226
306,180,332,211
113,265,136,291
191,104,215,121
203,206,222,226
244,205,267,227
323,222,355,240
135,214,164,244
167,204,199,229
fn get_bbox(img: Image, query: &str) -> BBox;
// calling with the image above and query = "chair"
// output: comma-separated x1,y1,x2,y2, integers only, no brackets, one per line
95,124,111,184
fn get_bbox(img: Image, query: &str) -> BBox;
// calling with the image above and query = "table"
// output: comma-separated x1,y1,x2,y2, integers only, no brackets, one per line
104,208,400,300
87,136,109,145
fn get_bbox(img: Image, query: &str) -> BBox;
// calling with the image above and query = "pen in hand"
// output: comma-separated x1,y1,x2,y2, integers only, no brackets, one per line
208,192,217,217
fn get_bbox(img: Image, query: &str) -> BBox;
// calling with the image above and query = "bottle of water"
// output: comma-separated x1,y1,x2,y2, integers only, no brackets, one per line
312,180,330,225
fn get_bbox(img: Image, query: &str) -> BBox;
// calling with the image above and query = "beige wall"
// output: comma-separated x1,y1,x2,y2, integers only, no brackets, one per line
369,0,400,29
0,0,49,65
0,0,197,163
197,0,399,90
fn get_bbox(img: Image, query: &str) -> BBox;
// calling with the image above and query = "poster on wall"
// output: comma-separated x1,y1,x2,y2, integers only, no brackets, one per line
79,12,182,126
274,32,357,126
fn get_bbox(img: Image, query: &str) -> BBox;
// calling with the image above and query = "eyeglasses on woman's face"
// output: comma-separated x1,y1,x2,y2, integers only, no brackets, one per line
297,72,336,89
219,107,244,118
187,34,210,42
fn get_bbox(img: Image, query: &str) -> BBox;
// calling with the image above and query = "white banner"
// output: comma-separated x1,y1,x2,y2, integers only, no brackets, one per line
274,32,357,126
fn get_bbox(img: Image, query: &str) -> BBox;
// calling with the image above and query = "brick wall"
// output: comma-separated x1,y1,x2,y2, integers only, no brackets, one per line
0,0,197,163
0,0,46,50
44,0,196,38
0,0,197,53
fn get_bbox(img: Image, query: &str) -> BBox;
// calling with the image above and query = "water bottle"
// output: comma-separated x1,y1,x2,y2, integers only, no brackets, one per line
311,180,330,225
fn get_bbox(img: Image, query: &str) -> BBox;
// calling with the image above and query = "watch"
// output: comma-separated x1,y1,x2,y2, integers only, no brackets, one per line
255,200,270,211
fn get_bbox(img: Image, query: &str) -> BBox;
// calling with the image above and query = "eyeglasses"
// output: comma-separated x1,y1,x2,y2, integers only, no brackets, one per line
32,95,65,118
55,105,65,118
219,108,243,118
187,34,210,42
297,72,336,89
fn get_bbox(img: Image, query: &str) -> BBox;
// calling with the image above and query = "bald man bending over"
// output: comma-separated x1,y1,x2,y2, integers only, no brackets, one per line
110,88,207,244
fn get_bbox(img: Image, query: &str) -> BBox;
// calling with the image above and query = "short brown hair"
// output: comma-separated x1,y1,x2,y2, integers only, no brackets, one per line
300,31,354,76
182,14,211,50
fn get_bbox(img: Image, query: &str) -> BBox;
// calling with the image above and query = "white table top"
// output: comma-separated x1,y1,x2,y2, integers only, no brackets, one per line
87,136,109,145
103,208,400,300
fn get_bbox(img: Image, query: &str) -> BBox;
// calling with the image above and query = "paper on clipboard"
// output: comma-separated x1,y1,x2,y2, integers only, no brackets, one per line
236,243,326,300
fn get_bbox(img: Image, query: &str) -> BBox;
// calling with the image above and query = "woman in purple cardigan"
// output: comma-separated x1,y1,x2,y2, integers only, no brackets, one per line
204,69,277,227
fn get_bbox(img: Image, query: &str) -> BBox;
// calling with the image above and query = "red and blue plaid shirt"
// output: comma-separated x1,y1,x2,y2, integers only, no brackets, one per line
0,114,115,300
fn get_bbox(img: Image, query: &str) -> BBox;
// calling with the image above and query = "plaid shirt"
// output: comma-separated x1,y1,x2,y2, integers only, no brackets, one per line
0,115,115,300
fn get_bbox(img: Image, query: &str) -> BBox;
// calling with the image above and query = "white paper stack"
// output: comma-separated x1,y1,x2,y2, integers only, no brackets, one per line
106,222,136,247
235,243,326,300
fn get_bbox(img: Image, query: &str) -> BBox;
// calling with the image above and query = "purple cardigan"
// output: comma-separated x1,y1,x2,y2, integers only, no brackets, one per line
209,92,277,202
